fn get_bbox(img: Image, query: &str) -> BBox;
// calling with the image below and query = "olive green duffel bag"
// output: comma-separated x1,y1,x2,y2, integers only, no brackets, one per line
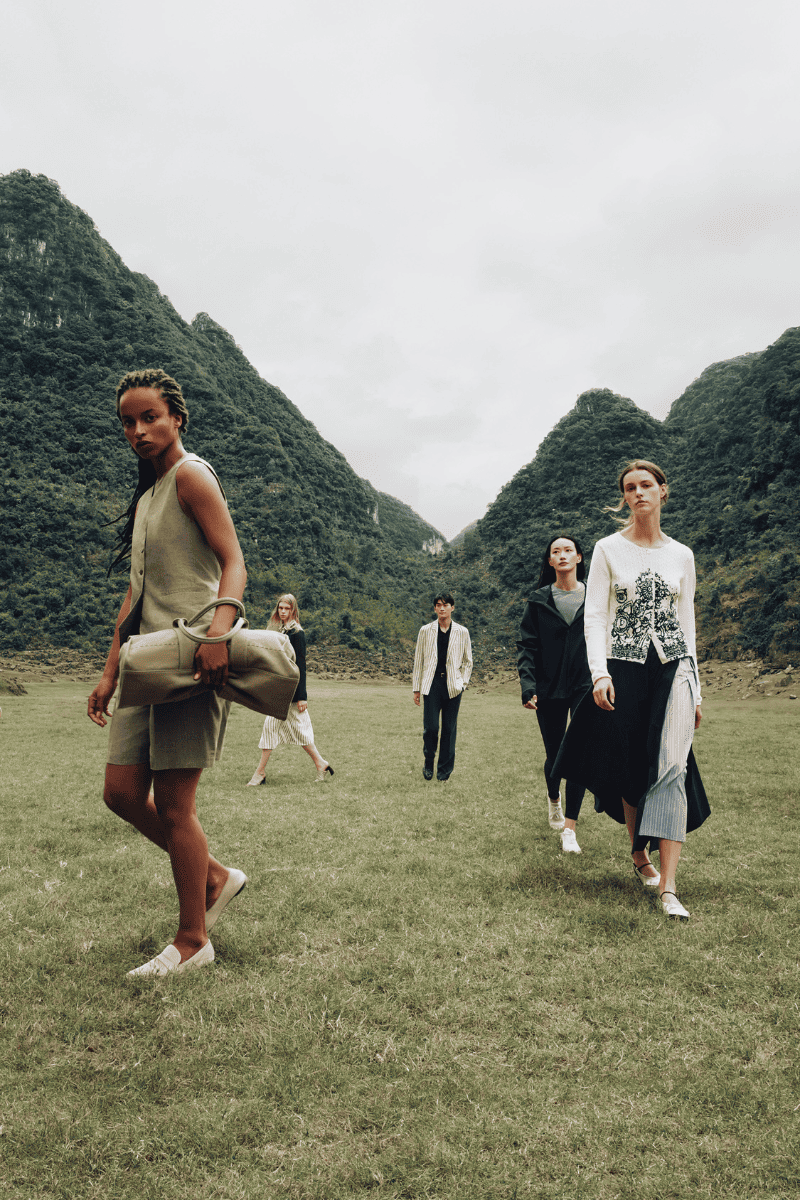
117,598,300,719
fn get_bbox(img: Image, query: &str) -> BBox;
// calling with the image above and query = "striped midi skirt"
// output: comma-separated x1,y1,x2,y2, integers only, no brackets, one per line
259,703,315,750
638,656,698,842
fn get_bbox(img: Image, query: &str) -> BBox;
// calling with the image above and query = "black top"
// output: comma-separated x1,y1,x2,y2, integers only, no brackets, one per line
516,585,592,706
284,628,307,703
436,624,451,674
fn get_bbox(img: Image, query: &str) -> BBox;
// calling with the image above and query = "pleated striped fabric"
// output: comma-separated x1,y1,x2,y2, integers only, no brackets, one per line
412,621,473,699
638,657,698,842
258,703,315,750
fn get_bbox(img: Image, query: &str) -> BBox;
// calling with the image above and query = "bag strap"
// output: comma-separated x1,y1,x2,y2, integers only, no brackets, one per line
174,597,249,645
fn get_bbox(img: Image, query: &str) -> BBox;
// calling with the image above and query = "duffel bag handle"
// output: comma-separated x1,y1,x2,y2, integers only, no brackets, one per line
174,597,249,645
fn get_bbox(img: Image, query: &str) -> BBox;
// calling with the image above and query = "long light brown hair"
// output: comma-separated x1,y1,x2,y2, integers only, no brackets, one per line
604,459,669,528
267,593,302,630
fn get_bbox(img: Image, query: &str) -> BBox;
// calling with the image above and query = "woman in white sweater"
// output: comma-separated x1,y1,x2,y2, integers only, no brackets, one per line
555,459,710,919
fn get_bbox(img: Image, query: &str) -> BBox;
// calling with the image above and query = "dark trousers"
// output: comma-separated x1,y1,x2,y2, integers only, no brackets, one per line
536,693,588,820
423,674,463,778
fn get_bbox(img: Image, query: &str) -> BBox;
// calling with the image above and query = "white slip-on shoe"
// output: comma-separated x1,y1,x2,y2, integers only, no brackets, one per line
560,828,581,853
127,940,215,978
205,868,248,933
246,773,266,786
548,798,565,829
660,891,690,920
633,862,661,889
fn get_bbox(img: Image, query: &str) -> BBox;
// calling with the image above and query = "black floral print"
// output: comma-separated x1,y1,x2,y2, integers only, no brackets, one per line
611,570,688,662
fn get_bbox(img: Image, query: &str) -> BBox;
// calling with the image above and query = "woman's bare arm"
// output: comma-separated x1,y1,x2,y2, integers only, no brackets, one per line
176,461,247,688
87,584,133,726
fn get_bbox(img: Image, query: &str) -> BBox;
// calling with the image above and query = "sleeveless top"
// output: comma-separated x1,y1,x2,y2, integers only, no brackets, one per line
129,453,226,636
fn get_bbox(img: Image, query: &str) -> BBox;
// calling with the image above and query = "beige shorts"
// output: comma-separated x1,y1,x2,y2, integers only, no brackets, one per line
107,691,230,771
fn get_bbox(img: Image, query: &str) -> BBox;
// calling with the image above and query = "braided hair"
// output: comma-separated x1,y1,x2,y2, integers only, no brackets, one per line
108,369,190,574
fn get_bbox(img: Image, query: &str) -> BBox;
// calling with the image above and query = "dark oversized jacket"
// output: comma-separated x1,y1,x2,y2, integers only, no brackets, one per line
283,626,307,703
516,585,592,706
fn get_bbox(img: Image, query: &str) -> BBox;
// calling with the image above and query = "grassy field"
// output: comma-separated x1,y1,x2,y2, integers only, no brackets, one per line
1,680,798,1199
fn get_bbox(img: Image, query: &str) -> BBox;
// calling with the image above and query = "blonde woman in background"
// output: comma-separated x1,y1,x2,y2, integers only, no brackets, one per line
247,594,333,784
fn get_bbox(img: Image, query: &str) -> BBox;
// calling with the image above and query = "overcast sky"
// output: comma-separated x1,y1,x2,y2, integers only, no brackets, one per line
2,0,799,539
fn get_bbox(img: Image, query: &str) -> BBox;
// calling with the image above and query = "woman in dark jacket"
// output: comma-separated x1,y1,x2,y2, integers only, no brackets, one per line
517,534,592,852
247,594,334,784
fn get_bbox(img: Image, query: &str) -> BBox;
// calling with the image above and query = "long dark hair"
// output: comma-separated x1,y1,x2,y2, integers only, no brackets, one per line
107,369,190,574
536,534,586,588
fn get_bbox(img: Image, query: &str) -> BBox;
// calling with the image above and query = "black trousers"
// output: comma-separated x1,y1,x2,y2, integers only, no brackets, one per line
423,674,463,778
536,693,588,819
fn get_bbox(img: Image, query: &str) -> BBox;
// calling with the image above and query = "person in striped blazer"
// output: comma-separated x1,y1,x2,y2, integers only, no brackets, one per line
412,592,473,781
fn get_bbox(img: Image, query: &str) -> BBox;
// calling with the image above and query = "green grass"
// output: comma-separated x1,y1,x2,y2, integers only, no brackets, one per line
1,682,798,1198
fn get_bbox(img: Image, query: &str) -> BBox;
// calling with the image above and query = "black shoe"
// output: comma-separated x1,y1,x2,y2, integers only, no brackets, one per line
423,765,434,780
437,773,451,782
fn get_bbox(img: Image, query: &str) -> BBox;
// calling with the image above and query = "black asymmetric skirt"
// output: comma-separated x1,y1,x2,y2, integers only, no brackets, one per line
553,643,710,844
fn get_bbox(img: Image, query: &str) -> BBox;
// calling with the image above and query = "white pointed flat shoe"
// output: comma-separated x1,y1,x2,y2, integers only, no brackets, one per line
205,868,248,932
660,891,690,920
633,861,661,888
127,940,215,978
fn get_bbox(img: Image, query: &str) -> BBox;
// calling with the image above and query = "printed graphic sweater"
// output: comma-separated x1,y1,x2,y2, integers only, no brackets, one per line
584,532,701,700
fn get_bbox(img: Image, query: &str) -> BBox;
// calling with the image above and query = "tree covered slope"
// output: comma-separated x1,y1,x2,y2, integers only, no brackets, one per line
0,169,444,653
2,168,797,666
439,339,800,664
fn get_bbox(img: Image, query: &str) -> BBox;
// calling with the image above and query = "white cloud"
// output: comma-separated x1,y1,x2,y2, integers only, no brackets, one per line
2,0,800,539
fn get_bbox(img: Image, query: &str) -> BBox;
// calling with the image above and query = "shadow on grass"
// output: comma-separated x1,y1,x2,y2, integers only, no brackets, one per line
510,858,641,899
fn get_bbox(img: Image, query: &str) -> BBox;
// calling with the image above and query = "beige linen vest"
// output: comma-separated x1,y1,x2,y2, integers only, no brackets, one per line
129,453,225,636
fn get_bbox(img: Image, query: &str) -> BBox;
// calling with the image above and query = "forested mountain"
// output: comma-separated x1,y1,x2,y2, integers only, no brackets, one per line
0,169,444,655
2,168,798,668
448,520,479,548
438,338,800,664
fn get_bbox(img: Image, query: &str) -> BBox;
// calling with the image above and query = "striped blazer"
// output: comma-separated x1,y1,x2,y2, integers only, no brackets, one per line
412,620,473,699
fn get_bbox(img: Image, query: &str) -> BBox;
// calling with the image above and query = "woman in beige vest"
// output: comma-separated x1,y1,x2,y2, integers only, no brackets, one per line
88,369,248,977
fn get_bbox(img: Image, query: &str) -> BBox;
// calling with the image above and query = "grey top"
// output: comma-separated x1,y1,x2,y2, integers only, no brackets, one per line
550,582,585,626
129,453,226,635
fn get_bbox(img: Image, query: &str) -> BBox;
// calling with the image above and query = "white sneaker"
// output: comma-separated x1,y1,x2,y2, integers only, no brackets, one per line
560,827,581,853
548,798,565,829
